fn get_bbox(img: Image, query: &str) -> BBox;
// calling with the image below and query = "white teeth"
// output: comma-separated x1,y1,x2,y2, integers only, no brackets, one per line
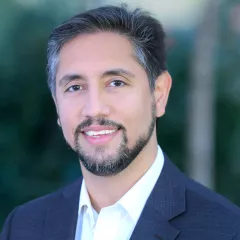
85,129,117,137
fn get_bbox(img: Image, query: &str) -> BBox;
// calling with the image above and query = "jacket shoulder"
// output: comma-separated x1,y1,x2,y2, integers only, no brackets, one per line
177,175,240,237
15,177,82,214
0,177,82,239
186,176,240,216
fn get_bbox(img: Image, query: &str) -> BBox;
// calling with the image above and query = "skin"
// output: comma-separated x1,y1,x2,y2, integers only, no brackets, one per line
54,32,172,212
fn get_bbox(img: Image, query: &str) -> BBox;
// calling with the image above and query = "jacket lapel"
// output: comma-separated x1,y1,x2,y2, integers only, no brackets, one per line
41,155,185,240
130,155,186,240
43,178,83,240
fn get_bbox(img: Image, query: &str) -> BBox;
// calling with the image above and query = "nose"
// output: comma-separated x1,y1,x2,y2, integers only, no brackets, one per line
81,88,110,118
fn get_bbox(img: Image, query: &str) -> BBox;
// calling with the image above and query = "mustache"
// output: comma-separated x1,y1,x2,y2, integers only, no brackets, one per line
75,117,126,134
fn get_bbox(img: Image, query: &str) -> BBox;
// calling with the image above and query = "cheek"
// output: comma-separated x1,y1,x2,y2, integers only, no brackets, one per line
57,99,82,146
115,92,153,141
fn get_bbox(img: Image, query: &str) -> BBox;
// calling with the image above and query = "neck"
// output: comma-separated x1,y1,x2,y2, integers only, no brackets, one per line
80,137,158,213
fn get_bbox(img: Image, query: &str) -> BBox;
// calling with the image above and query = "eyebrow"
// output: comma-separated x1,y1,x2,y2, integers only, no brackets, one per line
101,68,135,79
58,74,86,87
58,68,135,87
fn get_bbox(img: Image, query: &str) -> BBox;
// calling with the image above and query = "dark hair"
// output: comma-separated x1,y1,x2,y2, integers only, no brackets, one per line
47,4,167,94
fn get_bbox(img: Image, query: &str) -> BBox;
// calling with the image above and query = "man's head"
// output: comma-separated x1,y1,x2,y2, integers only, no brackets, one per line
47,5,172,176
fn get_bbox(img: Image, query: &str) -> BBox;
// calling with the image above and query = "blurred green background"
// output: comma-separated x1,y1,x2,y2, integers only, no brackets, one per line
1,0,240,228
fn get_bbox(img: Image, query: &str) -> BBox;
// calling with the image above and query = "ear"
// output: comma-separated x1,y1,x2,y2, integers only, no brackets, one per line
52,94,57,107
154,71,172,118
52,93,59,112
52,95,61,126
57,118,61,127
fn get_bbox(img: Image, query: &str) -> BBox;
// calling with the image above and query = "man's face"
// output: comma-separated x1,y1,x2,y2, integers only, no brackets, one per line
55,32,160,176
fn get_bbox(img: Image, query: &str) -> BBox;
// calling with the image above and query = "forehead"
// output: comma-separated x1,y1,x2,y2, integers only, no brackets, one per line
60,32,134,62
56,32,143,78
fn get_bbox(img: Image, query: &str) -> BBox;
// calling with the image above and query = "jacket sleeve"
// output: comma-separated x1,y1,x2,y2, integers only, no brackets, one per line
0,208,17,240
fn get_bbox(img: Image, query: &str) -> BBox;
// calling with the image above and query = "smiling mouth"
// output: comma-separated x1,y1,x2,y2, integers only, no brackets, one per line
83,129,118,138
81,127,121,145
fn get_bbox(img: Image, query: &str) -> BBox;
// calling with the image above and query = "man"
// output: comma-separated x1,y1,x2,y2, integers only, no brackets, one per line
1,4,240,240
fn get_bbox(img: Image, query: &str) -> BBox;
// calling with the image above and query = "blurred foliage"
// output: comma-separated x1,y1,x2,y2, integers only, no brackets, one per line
0,0,240,229
0,0,83,227
215,0,240,203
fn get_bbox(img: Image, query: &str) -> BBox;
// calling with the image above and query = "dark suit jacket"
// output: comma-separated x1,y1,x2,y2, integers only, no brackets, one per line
1,155,240,240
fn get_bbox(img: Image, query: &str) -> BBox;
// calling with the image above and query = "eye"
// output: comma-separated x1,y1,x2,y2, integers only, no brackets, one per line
108,80,126,87
65,85,83,92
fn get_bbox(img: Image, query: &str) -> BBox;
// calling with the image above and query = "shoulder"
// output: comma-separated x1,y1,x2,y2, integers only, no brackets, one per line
14,177,82,215
185,176,240,217
0,177,82,237
163,156,240,236
181,175,240,235
164,155,240,218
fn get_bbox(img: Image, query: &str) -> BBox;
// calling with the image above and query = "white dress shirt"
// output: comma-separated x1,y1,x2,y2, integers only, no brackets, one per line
74,145,164,240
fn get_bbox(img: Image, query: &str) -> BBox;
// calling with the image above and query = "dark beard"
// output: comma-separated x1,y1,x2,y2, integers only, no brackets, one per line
73,102,156,176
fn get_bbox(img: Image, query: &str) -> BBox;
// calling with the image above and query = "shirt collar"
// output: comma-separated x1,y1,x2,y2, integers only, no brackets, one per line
79,179,96,228
79,179,90,212
118,145,164,223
